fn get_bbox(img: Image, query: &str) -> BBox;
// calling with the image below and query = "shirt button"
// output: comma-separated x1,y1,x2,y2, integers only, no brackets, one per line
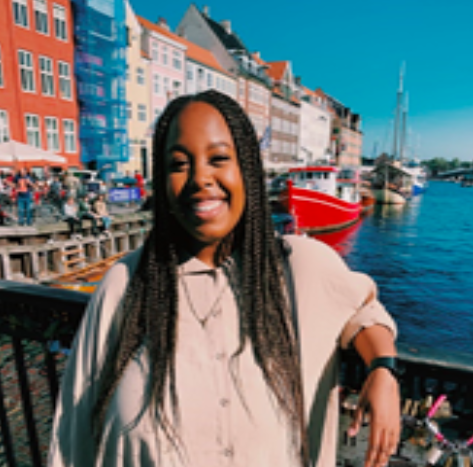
220,398,230,407
223,447,234,457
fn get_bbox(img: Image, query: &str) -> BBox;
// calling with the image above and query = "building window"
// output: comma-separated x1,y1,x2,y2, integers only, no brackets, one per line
18,50,35,92
207,73,213,87
127,102,132,119
53,4,67,41
63,119,76,153
136,67,144,85
13,0,29,27
25,114,41,148
34,0,48,34
163,77,170,97
45,116,60,151
173,50,182,70
162,46,168,66
0,47,3,87
153,74,160,94
187,68,193,81
39,56,54,96
138,104,146,122
0,110,10,142
58,61,71,99
151,42,159,61
173,80,181,97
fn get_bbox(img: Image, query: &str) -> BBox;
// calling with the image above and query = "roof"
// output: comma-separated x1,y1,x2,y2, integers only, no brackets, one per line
138,16,186,47
180,37,232,76
289,166,338,173
203,16,247,52
265,61,288,81
138,15,231,76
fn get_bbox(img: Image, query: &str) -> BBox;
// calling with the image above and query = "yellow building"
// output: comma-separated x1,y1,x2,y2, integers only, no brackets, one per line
120,0,152,179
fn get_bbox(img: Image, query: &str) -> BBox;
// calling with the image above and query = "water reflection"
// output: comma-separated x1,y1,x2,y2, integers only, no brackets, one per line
312,220,362,256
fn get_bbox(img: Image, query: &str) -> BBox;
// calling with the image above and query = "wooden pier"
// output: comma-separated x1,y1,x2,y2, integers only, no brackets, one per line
0,211,152,282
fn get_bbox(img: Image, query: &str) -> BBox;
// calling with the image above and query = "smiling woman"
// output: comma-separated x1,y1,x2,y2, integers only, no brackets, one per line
49,90,400,467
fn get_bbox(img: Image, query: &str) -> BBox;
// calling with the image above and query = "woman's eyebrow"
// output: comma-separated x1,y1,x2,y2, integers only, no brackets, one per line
167,143,188,153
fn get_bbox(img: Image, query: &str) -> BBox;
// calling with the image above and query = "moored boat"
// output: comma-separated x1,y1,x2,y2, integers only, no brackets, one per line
278,165,362,234
46,251,126,293
369,159,413,204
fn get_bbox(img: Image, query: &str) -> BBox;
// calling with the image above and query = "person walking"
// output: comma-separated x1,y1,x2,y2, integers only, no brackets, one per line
13,168,35,226
49,90,399,467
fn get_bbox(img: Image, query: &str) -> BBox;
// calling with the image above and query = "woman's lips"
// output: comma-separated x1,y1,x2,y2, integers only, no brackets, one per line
188,199,225,221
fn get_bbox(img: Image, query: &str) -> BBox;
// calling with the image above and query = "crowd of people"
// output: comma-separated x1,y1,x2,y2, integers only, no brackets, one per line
0,168,147,236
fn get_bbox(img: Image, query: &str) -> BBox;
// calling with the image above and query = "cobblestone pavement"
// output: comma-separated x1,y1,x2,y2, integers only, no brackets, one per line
0,335,67,466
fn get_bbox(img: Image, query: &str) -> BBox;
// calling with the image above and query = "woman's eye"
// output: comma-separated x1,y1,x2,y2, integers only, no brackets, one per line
211,154,230,165
170,157,189,171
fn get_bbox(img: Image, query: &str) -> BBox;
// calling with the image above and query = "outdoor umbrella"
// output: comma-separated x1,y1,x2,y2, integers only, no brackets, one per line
0,140,66,164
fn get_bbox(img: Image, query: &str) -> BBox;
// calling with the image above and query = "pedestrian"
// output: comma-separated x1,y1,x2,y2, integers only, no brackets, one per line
63,196,82,240
63,170,81,199
49,90,399,467
92,193,112,235
78,193,99,237
13,168,35,226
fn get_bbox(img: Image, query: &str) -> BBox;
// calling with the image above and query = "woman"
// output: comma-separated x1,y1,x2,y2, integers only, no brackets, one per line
49,90,399,467
62,196,82,240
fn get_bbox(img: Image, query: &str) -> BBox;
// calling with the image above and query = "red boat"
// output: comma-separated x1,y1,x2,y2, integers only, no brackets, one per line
278,166,362,235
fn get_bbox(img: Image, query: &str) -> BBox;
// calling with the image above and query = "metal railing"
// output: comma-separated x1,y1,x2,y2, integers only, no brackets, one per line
0,280,472,466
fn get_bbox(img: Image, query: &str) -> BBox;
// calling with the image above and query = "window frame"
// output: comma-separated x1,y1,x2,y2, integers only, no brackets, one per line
25,114,41,148
0,110,10,143
58,61,71,99
39,55,55,96
18,50,36,93
63,119,76,153
53,3,67,41
45,116,60,151
34,0,49,35
13,0,29,28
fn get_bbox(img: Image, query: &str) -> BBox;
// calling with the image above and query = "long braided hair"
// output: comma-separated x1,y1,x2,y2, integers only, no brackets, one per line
93,90,308,464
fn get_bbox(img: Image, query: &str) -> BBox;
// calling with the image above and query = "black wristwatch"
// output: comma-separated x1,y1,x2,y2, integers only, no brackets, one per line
368,356,400,380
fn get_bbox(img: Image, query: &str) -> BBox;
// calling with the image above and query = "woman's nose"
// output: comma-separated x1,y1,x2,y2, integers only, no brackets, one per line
191,162,213,188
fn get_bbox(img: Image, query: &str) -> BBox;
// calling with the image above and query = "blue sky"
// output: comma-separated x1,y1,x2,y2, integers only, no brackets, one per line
130,0,473,161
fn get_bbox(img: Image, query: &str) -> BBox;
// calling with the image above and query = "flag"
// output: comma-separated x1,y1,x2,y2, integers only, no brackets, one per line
259,126,272,150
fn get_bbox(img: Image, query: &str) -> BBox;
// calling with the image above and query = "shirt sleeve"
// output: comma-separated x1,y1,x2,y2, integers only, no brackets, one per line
48,251,141,466
284,234,397,350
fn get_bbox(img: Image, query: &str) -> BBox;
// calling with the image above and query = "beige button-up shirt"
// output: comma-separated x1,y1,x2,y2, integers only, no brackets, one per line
48,235,396,467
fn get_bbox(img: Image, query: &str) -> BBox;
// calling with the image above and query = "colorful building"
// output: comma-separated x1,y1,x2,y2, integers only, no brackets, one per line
120,1,152,179
298,87,332,165
138,16,186,123
0,0,80,170
72,0,128,171
176,5,271,152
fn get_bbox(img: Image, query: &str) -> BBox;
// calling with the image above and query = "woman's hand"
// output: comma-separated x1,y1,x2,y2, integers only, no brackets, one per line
348,368,400,467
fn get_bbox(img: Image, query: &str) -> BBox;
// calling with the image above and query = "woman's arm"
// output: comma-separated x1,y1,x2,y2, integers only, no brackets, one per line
350,325,400,467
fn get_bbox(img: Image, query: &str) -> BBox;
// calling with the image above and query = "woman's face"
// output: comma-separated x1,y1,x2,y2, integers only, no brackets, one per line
165,102,246,255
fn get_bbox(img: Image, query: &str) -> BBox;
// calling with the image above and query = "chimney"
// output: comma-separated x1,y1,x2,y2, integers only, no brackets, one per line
157,17,170,31
220,20,231,35
253,51,260,59
202,6,210,17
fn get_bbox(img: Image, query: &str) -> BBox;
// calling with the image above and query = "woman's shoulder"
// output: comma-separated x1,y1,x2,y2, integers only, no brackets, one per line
282,234,343,264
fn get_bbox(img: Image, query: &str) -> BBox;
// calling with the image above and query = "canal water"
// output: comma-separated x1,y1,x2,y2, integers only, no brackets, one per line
315,181,473,353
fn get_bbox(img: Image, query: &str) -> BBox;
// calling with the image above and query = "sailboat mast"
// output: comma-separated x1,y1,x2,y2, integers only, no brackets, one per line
392,63,404,159
400,92,409,164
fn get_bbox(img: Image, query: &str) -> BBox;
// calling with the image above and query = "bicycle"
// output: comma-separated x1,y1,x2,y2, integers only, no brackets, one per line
402,395,473,466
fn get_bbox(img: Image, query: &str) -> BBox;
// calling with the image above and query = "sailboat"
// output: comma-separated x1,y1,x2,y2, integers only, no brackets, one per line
370,66,413,204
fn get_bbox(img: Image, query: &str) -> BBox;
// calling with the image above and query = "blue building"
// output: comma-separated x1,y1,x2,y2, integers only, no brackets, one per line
72,0,128,172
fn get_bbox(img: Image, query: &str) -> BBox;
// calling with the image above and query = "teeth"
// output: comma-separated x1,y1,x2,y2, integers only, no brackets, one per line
194,200,222,212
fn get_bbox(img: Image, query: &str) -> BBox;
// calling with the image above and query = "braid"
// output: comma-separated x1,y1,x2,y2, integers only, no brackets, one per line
93,90,307,464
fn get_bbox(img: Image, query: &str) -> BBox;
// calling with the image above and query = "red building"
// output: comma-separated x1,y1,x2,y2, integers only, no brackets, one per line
0,0,80,171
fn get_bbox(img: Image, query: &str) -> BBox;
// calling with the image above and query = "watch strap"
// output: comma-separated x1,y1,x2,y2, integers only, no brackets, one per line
368,356,399,380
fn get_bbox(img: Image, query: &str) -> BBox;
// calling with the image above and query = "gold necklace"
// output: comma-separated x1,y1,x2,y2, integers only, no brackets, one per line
180,275,229,327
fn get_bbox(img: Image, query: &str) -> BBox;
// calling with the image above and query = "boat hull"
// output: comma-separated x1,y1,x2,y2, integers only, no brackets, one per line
371,188,408,205
281,184,362,234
